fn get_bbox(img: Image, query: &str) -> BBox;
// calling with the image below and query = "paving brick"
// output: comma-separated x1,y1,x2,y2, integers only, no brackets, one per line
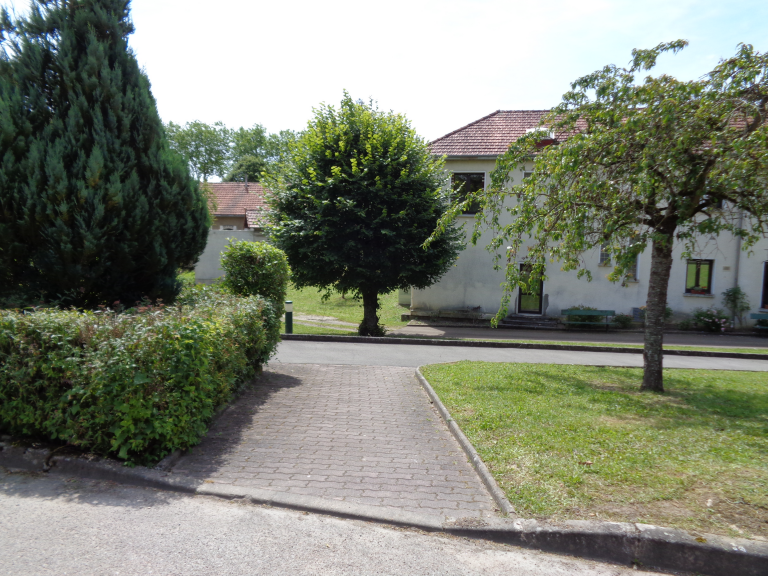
170,364,497,518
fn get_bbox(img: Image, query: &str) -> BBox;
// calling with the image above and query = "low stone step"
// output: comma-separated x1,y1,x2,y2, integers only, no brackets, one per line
498,315,562,330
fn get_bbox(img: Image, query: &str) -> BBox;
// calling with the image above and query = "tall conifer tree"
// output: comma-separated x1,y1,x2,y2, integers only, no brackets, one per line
0,0,209,306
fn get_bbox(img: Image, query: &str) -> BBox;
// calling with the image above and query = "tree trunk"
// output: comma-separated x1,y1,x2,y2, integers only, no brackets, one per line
359,290,383,336
642,236,674,392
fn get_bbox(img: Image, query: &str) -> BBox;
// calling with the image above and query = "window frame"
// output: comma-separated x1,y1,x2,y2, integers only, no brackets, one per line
451,172,485,215
684,259,714,295
598,244,611,267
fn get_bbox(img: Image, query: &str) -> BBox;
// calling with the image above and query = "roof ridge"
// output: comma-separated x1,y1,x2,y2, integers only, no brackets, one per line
430,110,503,145
430,109,554,145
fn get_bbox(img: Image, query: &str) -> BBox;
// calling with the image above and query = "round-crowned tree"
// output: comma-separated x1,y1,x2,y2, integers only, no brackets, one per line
0,0,209,306
265,93,463,336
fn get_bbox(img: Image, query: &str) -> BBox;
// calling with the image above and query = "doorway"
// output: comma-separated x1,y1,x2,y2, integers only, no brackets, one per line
518,263,543,314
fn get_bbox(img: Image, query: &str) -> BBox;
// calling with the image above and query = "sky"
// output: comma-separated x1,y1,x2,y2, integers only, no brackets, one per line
3,0,768,141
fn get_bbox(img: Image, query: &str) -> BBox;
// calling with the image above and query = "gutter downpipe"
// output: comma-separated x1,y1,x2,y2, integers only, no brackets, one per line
732,210,744,327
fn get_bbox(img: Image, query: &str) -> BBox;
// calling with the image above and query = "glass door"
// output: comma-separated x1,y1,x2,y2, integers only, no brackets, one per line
518,263,543,314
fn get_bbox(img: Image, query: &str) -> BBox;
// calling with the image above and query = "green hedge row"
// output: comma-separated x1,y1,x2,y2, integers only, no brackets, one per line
0,288,280,464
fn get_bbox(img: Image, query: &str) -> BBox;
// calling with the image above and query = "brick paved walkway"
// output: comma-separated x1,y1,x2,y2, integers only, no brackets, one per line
171,364,497,519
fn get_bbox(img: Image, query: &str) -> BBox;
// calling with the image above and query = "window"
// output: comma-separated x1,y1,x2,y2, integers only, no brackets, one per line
685,259,713,294
598,244,611,266
220,225,237,231
451,173,484,214
762,262,768,309
626,255,639,282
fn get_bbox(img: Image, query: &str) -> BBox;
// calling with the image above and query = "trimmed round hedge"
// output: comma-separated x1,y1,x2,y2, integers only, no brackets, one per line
220,240,291,305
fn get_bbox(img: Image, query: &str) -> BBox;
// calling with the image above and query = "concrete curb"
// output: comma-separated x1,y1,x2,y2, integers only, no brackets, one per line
3,443,767,575
280,333,768,360
414,367,516,517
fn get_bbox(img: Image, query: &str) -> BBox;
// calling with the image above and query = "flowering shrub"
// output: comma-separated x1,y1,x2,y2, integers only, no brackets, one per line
613,313,634,328
692,307,729,332
0,289,280,464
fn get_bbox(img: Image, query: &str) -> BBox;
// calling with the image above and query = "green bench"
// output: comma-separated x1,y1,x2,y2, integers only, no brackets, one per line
561,309,616,331
750,313,768,333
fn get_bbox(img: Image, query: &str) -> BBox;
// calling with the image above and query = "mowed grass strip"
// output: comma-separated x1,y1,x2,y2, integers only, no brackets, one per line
461,339,768,355
421,362,768,539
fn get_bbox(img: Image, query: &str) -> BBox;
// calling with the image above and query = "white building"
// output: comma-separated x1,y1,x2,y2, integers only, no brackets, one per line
411,111,767,325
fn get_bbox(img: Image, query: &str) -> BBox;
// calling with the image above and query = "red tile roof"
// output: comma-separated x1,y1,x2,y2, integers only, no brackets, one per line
430,110,559,157
205,182,269,216
245,209,266,229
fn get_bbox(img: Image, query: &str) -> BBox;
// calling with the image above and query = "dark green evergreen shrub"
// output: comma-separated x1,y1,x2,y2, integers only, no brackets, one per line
220,240,291,305
0,0,209,307
0,288,280,464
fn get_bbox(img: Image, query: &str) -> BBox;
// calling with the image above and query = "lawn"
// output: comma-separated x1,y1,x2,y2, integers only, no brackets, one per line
286,285,409,330
281,321,357,336
421,362,768,539
463,339,768,355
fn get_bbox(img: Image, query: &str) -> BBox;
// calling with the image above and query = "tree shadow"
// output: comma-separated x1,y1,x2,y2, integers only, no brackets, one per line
489,365,768,436
0,368,305,508
0,468,187,509
168,368,304,479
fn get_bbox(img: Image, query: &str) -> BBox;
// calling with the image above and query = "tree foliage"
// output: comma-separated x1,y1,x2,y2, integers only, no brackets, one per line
432,41,768,391
265,93,463,336
165,120,232,182
165,120,299,183
0,0,209,307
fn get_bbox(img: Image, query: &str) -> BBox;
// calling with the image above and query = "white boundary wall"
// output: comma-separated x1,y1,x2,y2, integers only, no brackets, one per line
194,229,267,285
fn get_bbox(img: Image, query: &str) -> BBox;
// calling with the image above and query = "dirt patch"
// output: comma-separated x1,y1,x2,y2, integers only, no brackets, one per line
560,484,768,540
295,314,358,326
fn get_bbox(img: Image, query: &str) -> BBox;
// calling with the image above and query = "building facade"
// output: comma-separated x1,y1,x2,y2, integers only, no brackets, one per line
411,111,767,325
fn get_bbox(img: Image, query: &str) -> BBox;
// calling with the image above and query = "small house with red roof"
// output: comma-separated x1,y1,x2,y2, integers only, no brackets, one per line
205,182,269,231
409,111,766,326
194,182,270,284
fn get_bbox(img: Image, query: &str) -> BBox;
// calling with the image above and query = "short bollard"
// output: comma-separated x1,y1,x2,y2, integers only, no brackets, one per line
285,300,293,334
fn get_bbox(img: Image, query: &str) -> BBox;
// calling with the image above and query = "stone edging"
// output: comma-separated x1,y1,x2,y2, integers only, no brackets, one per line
2,444,767,575
280,333,768,360
414,367,516,517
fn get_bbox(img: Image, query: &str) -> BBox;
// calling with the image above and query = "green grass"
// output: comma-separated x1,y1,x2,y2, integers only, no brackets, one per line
286,285,409,330
421,362,768,539
461,339,768,355
178,270,196,287
281,321,357,336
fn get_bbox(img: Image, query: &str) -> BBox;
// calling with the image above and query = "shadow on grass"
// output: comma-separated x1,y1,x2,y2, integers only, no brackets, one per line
482,365,768,436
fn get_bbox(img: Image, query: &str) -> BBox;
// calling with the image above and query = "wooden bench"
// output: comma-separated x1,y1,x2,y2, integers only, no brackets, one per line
750,313,768,333
561,309,615,331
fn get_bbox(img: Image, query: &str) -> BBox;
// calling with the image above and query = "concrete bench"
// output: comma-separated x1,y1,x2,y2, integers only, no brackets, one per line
561,309,616,331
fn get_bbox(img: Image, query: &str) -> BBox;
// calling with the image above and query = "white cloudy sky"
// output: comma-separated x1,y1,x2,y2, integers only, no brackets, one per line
3,0,768,140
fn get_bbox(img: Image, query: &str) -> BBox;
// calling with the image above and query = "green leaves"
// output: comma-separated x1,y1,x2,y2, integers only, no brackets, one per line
220,239,291,305
0,289,281,464
264,91,463,297
447,42,768,325
0,0,209,307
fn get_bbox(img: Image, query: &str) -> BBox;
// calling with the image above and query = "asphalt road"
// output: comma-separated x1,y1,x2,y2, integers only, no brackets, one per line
273,340,768,371
0,471,662,576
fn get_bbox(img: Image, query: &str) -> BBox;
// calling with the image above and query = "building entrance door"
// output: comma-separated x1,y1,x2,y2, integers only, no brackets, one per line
518,263,543,314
